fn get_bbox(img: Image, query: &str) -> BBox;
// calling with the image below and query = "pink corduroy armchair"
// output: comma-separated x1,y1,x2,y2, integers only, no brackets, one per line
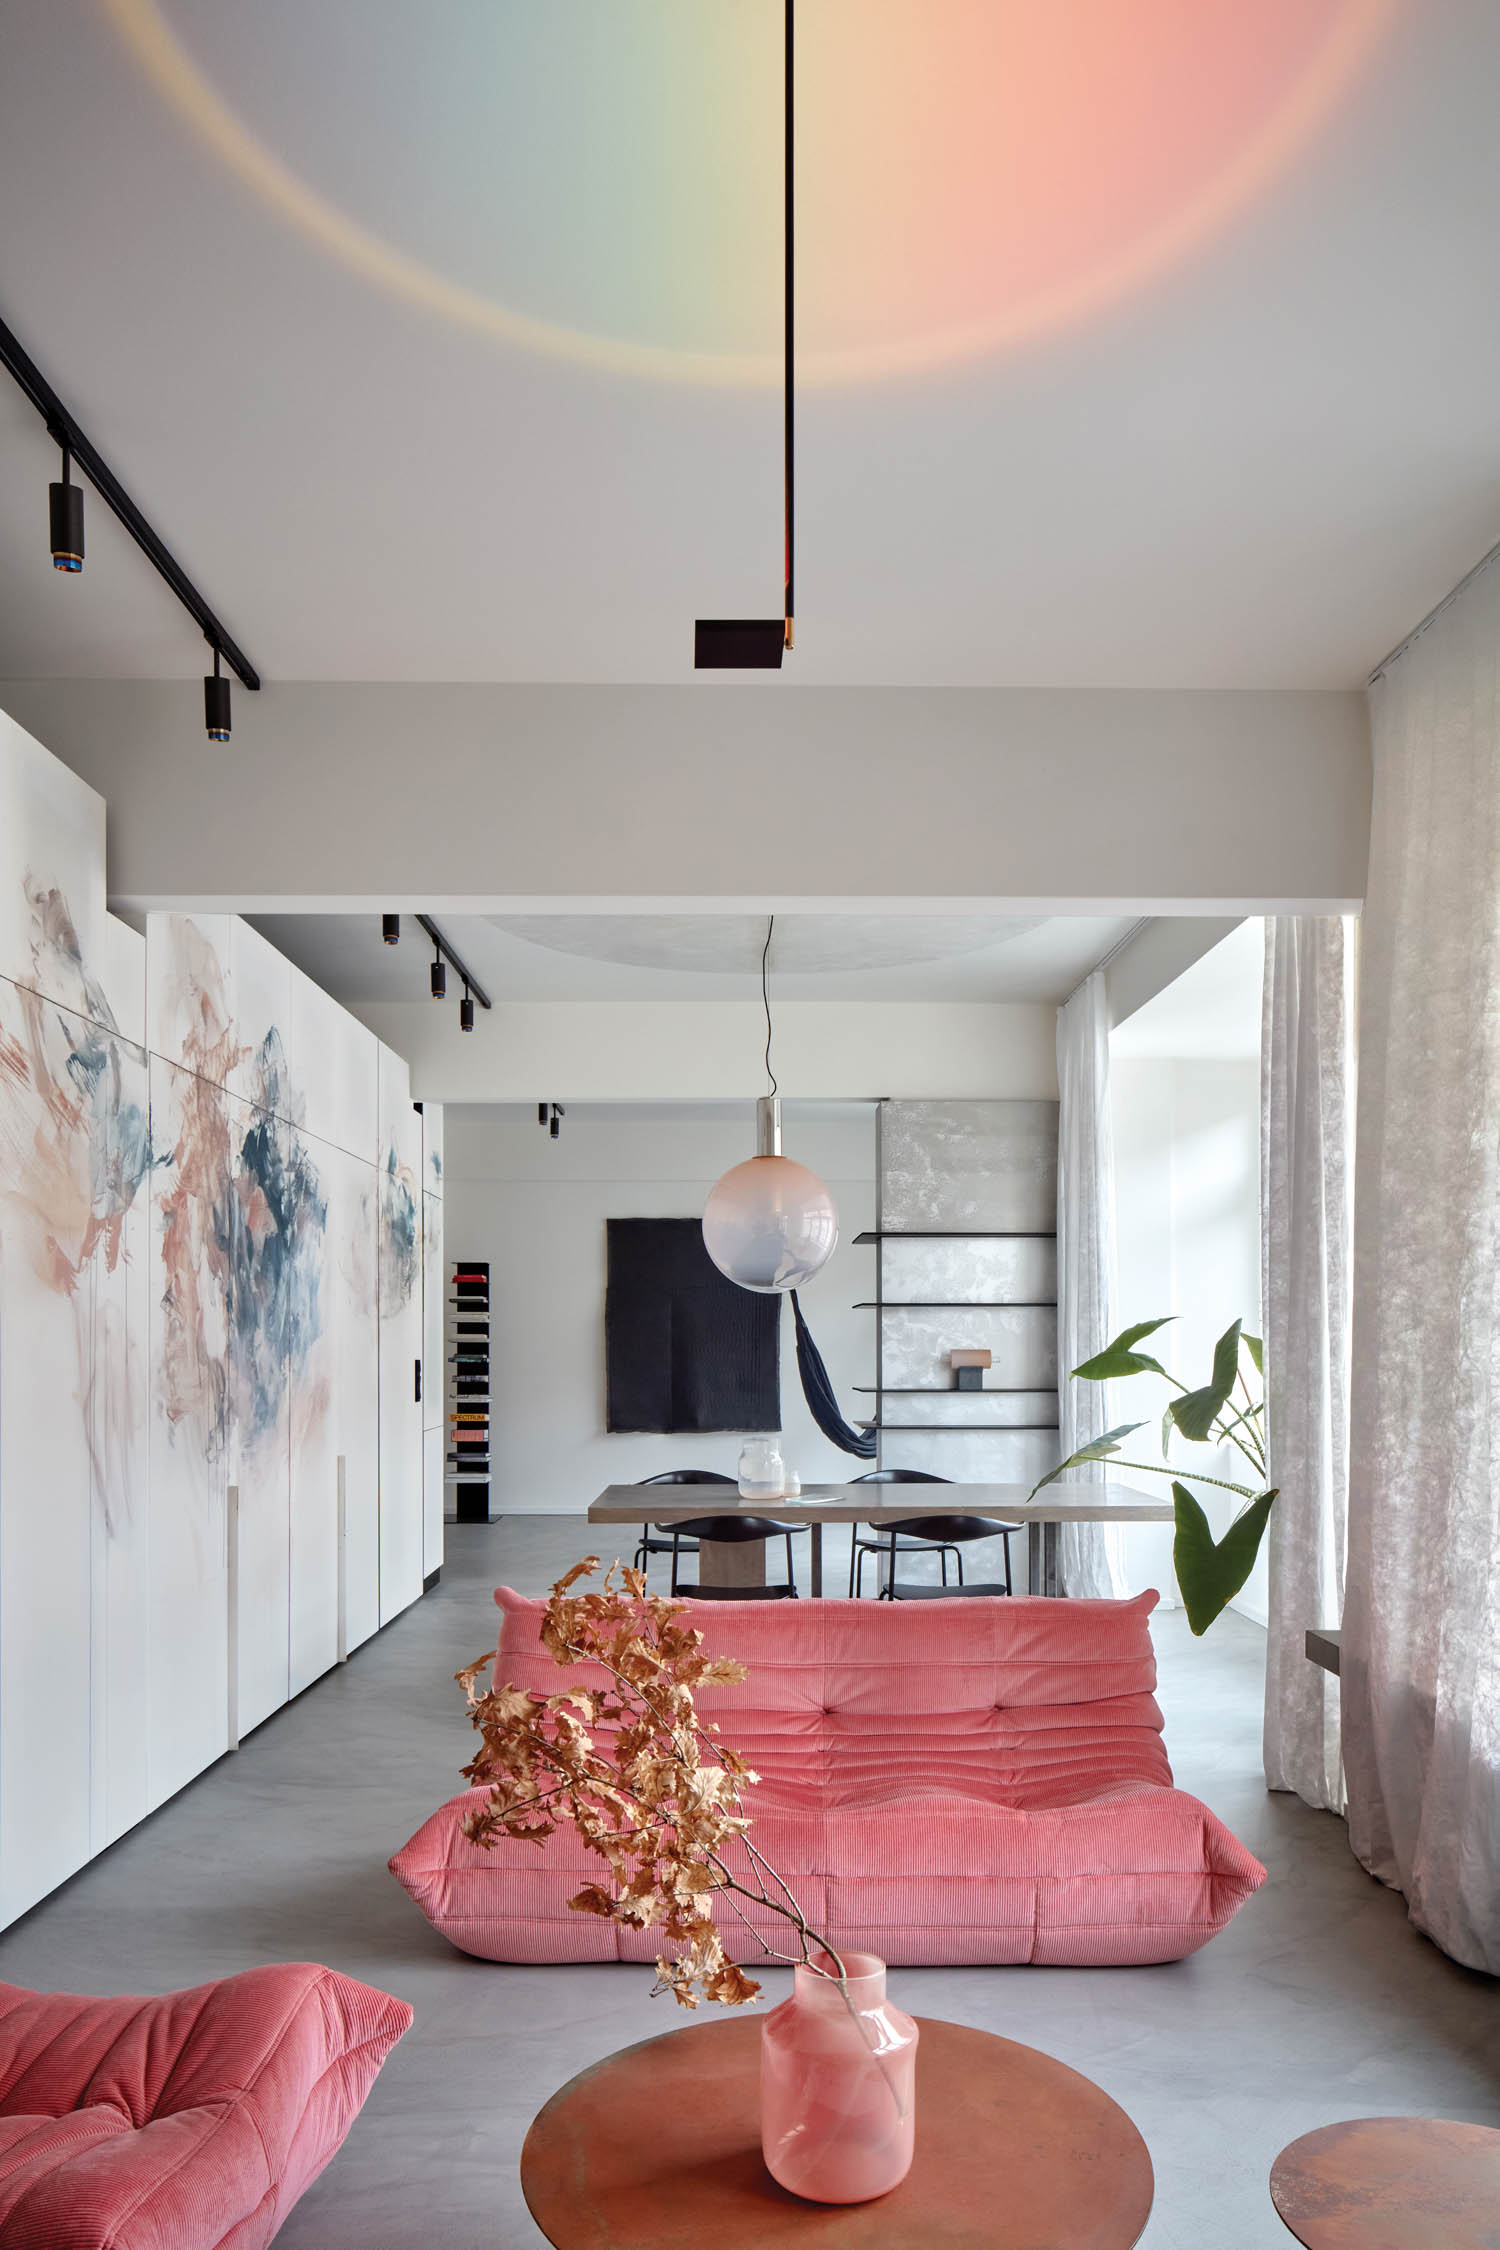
0,1960,411,2248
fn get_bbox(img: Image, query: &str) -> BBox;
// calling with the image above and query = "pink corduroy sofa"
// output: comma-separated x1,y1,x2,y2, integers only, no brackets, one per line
391,1586,1265,1968
0,1961,411,2248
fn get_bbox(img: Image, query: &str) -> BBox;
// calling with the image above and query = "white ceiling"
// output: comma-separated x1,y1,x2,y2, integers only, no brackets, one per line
1111,916,1265,1059
0,2,1495,689
248,910,1137,1005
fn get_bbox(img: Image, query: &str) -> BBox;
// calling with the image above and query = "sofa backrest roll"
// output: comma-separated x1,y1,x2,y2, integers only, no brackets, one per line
490,1587,1172,1805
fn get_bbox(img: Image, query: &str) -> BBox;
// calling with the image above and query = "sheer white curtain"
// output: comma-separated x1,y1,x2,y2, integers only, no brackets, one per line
1057,970,1130,1599
1260,916,1354,1812
1345,555,1500,1973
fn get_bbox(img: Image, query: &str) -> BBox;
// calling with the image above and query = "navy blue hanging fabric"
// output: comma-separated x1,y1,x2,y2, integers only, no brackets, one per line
789,1290,877,1458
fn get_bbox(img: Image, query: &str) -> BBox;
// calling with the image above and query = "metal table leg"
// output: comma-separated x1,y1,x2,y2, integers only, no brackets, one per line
810,1524,822,1598
1027,1521,1060,1596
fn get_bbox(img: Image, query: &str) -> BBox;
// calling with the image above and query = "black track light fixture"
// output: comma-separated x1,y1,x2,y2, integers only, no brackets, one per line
537,1102,548,1125
49,442,83,573
204,647,231,742
695,0,794,669
382,914,400,945
550,1104,563,1141
415,916,490,1026
1,311,260,738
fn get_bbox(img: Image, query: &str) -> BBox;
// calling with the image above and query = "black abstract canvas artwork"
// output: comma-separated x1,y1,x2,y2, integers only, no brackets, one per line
605,1218,780,1433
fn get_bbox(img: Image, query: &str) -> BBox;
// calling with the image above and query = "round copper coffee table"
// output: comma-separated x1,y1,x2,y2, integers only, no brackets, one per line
1271,2117,1500,2248
521,2014,1153,2248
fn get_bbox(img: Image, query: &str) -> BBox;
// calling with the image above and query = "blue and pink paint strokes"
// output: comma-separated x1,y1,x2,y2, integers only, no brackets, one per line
153,924,328,1458
2,882,156,1254
0,885,157,1534
379,1145,421,1319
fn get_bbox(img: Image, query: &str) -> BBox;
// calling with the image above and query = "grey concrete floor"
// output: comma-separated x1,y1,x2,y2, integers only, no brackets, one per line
0,1519,1494,2248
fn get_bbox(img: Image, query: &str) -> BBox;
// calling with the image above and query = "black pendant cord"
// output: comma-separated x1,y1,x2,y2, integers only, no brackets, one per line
688,0,796,670
784,0,794,650
0,308,260,690
762,913,778,1096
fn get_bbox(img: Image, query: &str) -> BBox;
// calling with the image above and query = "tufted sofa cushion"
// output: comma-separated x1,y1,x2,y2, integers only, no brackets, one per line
0,1962,411,2248
390,1588,1265,1968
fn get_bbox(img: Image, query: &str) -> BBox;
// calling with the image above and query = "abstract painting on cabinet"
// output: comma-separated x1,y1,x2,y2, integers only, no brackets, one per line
0,710,433,1931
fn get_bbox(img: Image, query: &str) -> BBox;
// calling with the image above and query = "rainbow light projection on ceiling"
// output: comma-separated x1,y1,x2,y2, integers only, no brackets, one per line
108,0,1394,389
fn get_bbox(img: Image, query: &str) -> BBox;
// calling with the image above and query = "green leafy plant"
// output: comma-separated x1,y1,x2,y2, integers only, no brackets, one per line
1030,1317,1275,1635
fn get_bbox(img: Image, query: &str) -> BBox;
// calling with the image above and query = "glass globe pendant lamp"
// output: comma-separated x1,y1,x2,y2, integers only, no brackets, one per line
703,1095,838,1293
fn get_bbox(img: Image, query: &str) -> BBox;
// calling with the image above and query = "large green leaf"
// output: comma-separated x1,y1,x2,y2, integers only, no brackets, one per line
1172,1481,1278,1636
1028,1423,1146,1500
1243,1334,1264,1377
1169,1320,1243,1442
1072,1319,1176,1383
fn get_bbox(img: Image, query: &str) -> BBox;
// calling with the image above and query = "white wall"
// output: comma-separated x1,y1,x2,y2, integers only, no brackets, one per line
357,999,1058,1104
444,1104,875,1516
1110,1057,1265,1622
1106,918,1244,1028
0,680,1370,914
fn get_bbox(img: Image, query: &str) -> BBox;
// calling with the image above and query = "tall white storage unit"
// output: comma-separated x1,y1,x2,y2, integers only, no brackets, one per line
378,1047,425,1623
421,1104,445,1579
288,965,381,1687
0,710,439,1931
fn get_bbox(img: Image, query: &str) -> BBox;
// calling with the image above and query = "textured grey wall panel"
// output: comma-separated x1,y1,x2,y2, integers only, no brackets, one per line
879,1306,1057,1391
879,1237,1056,1305
880,1101,1058,1232
881,1428,1057,1486
882,1390,1057,1429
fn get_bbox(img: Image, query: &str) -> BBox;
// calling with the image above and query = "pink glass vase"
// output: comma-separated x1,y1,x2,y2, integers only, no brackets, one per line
760,1953,918,2204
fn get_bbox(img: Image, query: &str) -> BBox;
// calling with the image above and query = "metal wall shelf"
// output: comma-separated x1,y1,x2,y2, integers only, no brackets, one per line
864,1143,1059,1478
853,1230,1057,1242
854,1301,1057,1310
877,1421,1059,1433
854,1385,1052,1395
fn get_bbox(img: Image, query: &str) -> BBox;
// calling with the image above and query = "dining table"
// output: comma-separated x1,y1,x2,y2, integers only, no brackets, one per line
587,1479,1173,1597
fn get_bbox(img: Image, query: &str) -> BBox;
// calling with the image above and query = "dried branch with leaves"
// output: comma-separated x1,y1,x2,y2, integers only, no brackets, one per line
457,1558,845,2010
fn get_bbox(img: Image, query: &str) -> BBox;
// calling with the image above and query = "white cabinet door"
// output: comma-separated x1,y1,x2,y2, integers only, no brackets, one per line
377,1048,424,1623
422,1189,445,1577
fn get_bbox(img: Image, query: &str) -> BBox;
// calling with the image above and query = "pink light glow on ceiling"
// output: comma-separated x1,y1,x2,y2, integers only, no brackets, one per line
107,0,1396,388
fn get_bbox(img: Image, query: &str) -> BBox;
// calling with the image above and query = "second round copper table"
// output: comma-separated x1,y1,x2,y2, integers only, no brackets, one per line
521,2014,1153,2248
1271,2116,1500,2248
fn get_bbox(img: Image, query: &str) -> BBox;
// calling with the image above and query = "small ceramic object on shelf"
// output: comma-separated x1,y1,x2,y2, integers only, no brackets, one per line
738,1438,786,1499
761,1951,918,2204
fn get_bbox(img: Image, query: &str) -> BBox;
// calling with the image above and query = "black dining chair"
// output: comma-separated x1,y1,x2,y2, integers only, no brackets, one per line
631,1470,736,1576
848,1469,1024,1600
847,1470,959,1597
667,1512,807,1600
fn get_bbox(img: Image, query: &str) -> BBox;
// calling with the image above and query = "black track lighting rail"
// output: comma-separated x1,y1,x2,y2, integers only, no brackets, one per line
0,308,260,691
415,915,492,1010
